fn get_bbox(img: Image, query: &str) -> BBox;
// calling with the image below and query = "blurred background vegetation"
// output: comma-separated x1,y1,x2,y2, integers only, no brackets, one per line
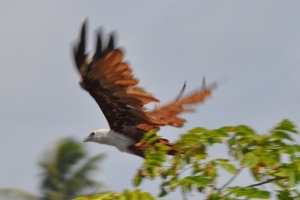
0,138,105,200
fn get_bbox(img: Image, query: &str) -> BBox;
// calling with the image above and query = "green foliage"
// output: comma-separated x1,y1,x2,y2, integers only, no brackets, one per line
0,138,105,200
78,119,300,199
4,120,299,200
72,189,154,200
40,138,105,200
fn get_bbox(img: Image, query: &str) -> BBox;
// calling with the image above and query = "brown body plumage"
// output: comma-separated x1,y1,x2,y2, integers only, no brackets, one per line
73,21,216,157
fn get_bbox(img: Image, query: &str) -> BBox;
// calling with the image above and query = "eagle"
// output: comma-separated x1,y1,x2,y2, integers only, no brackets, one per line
73,21,216,157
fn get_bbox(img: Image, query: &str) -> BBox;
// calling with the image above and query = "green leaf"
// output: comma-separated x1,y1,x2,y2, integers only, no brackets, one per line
277,189,294,200
242,152,259,167
210,129,229,138
133,171,143,187
145,135,161,144
188,127,207,134
184,155,191,164
207,193,222,200
288,169,297,187
146,159,162,167
235,125,256,136
272,131,294,141
159,188,168,197
280,145,300,156
274,119,298,134
229,187,270,199
275,168,290,177
220,126,235,133
218,162,238,174
141,129,159,143
180,176,212,187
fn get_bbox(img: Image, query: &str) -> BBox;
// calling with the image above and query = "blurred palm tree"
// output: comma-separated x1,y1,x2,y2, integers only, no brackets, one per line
0,138,105,200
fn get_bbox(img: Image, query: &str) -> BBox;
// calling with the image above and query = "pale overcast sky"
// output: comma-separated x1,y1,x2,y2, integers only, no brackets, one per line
0,1,300,199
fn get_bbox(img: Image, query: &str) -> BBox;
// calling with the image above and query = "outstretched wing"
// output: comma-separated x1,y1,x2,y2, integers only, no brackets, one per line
137,80,217,131
73,21,160,140
132,80,216,156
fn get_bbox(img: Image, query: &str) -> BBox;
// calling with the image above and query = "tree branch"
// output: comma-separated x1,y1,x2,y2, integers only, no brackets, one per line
246,177,284,188
181,187,189,200
219,167,243,190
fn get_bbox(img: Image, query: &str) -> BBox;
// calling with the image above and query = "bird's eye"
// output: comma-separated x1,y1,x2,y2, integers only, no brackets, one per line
90,132,95,136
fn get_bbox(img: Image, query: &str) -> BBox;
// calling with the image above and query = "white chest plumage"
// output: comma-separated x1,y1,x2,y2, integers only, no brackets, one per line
92,129,136,154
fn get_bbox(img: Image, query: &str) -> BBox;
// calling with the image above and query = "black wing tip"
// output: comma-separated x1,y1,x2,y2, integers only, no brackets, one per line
73,19,88,70
96,30,103,51
93,29,117,61
74,21,119,71
107,31,116,51
200,75,227,91
80,19,87,44
93,29,103,61
175,81,187,100
82,18,88,28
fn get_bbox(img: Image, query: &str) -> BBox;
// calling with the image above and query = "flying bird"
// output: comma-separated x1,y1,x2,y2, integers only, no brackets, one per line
73,21,217,157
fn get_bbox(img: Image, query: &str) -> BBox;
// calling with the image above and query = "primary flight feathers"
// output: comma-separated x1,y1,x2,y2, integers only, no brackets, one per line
73,21,217,157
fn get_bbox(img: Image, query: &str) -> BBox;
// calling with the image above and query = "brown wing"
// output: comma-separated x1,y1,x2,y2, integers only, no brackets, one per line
73,21,160,140
137,80,217,131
